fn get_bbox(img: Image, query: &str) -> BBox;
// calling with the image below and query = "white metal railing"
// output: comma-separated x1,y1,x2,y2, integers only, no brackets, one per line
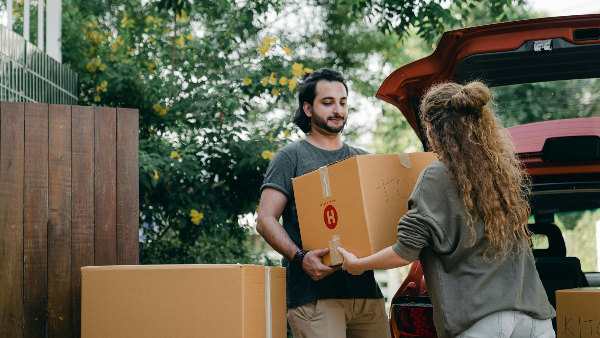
0,24,77,104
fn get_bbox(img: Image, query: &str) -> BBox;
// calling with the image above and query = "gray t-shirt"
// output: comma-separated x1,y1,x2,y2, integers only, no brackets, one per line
392,161,556,337
261,140,383,308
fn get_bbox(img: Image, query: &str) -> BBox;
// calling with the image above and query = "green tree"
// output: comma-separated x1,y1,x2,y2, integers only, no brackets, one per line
62,0,305,264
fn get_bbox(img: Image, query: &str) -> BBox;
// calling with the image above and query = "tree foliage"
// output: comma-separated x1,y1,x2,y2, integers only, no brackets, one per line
62,0,307,264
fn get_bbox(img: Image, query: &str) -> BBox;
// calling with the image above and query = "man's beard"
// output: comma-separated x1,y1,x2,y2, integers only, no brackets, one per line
312,113,346,134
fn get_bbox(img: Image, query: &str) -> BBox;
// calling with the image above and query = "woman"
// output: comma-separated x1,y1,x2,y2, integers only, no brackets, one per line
337,81,556,337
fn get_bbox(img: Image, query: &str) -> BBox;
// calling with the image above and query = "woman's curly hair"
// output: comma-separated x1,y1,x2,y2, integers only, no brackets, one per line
420,81,531,260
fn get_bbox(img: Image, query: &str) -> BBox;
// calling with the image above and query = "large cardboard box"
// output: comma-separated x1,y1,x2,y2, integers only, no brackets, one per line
556,287,600,338
81,264,286,338
292,152,437,266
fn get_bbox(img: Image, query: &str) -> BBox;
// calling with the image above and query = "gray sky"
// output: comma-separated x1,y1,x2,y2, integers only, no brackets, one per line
528,0,600,16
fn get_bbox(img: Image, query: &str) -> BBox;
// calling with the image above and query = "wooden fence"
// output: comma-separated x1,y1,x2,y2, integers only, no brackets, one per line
0,102,139,337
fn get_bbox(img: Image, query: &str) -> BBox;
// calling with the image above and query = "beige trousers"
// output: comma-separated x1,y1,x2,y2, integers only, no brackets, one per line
287,298,390,338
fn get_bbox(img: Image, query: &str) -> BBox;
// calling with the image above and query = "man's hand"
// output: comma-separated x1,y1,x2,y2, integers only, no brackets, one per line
302,248,340,281
337,247,365,275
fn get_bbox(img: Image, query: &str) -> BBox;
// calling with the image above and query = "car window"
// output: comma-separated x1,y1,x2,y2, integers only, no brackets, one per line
490,78,600,127
554,208,600,272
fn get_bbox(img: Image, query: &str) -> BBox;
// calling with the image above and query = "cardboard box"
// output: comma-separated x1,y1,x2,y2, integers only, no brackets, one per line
556,287,600,338
293,152,437,266
81,264,286,338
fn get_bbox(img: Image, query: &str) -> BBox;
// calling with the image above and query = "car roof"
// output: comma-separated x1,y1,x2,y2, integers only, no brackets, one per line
376,14,600,138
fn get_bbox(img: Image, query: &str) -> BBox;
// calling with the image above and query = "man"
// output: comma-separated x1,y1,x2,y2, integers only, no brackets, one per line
257,68,390,338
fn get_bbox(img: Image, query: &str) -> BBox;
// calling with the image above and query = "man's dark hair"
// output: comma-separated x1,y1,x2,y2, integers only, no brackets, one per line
293,68,348,133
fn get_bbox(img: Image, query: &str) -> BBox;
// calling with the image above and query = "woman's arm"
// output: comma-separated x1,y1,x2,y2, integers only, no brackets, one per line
337,246,411,275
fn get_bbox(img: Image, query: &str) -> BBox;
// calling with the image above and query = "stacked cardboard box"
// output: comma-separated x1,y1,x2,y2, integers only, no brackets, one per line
556,287,600,338
293,152,438,266
81,264,286,338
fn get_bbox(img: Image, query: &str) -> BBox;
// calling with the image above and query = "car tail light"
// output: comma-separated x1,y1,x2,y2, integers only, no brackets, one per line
390,296,437,338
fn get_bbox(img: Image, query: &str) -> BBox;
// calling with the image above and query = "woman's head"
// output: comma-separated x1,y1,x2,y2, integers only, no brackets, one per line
420,81,530,260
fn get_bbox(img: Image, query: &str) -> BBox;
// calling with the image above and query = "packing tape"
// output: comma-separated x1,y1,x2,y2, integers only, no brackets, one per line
328,235,343,266
265,266,272,338
319,166,332,198
398,153,412,168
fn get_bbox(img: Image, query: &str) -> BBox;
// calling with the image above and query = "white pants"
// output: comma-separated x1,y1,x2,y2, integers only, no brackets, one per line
458,311,555,338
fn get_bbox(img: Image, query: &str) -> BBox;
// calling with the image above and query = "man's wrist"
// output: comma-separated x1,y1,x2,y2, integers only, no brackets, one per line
292,249,308,266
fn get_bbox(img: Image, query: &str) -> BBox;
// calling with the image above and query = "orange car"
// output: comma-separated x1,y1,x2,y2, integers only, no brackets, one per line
377,14,600,338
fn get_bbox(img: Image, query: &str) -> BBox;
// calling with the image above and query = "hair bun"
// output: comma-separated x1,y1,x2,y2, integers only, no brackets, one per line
448,81,490,116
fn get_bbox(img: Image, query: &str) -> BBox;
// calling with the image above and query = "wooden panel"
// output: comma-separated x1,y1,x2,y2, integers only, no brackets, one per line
0,102,25,337
71,105,95,337
23,103,48,337
95,107,117,265
117,108,139,265
48,104,72,337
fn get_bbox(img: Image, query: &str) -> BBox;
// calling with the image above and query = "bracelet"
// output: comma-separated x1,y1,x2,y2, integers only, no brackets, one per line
292,249,308,266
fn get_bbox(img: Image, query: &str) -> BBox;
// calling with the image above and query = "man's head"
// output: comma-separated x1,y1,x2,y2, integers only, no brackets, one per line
293,68,349,134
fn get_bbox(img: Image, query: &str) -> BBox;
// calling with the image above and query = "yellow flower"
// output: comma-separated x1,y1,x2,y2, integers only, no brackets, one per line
190,209,204,225
100,81,107,92
268,73,277,85
258,44,270,56
99,63,106,71
153,104,168,116
278,76,288,86
284,130,291,137
243,77,252,85
146,16,154,22
148,36,154,42
261,78,268,87
261,150,275,160
288,77,297,91
153,170,159,180
186,34,193,40
170,151,182,159
263,36,276,45
269,132,273,142
283,46,292,56
271,88,279,96
96,86,102,92
121,12,134,28
86,61,97,72
94,95,101,102
292,62,303,77
148,126,153,132
176,35,185,48
304,68,313,74
176,9,190,23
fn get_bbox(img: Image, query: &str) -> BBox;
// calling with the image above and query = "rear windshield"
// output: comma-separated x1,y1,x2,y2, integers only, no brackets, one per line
491,78,600,127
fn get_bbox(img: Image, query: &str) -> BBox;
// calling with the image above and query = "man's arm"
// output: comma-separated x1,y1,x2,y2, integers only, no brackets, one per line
257,187,339,280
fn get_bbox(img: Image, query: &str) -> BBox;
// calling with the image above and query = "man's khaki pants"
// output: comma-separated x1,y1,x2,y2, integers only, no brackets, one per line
287,298,390,338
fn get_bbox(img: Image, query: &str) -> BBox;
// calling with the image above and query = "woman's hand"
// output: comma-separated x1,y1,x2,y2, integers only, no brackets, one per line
337,247,365,275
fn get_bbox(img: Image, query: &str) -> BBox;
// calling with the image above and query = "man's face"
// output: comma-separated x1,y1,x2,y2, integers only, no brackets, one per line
304,80,348,135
